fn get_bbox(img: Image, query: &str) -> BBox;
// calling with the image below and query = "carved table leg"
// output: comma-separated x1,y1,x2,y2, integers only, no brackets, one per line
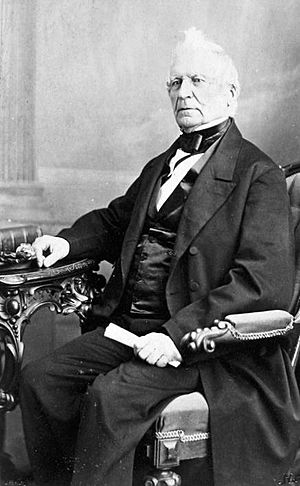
0,259,97,484
0,263,96,411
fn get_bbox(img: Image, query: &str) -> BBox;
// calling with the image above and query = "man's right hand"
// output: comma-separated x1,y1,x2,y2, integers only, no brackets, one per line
32,235,70,268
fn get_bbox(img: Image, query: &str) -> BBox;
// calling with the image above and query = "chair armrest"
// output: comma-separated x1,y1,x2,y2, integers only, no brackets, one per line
181,310,296,354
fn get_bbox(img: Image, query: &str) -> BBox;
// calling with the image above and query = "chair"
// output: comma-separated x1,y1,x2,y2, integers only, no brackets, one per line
130,164,300,486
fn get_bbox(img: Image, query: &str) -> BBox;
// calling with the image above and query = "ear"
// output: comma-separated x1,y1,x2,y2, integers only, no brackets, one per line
227,84,237,107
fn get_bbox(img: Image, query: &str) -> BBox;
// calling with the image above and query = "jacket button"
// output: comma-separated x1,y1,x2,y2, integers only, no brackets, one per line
189,281,199,291
189,246,198,255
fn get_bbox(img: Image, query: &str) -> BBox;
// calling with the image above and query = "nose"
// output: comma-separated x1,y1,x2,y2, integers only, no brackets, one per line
178,77,193,98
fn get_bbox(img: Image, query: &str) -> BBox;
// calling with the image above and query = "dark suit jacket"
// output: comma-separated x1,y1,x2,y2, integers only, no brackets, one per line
59,120,300,485
60,120,294,342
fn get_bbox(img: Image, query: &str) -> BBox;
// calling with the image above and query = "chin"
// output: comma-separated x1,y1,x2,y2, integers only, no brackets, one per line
177,116,203,132
179,122,203,133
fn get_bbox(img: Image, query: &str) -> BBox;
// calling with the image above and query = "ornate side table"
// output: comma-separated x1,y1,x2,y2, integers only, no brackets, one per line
0,258,98,412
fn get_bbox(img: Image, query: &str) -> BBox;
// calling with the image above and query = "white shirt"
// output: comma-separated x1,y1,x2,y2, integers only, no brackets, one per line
156,117,228,211
156,149,203,211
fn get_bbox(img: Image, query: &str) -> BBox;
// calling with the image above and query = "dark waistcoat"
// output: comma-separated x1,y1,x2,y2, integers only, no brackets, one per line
119,166,198,317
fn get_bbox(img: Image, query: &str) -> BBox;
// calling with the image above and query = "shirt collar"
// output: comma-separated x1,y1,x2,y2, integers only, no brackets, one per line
182,116,229,133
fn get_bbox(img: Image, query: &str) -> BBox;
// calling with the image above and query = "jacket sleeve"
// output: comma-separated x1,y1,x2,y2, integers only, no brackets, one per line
163,165,295,350
57,175,142,263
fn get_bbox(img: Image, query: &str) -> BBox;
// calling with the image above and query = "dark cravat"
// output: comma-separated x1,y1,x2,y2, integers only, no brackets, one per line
160,153,192,185
178,118,230,154
160,118,231,187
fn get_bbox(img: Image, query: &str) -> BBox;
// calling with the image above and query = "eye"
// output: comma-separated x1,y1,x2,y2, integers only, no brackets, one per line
191,76,207,87
169,78,182,90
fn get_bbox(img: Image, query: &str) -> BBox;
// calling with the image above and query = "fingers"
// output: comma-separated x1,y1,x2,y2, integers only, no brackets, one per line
135,339,161,363
134,333,182,367
43,246,63,268
32,236,70,268
155,355,169,368
43,253,59,268
32,236,54,267
135,345,168,367
135,342,154,362
32,238,45,268
145,349,165,366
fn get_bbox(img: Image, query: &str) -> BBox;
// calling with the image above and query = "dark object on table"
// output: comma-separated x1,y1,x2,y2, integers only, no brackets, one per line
0,226,42,271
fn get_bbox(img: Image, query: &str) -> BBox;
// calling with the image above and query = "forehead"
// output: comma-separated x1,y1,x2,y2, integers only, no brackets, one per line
169,48,224,80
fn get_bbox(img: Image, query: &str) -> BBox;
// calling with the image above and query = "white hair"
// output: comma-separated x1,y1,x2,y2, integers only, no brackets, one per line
169,27,240,116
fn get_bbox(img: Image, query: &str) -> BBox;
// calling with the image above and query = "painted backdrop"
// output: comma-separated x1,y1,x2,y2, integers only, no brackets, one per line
35,0,300,226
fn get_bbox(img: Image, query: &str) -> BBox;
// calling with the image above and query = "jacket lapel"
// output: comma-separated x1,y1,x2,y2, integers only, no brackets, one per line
120,142,177,278
171,121,242,266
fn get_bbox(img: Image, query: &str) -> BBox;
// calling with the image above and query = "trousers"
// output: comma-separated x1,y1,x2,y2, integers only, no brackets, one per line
19,323,201,486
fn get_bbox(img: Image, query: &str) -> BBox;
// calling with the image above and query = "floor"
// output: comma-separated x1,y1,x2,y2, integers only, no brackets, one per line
2,459,300,486
1,456,35,486
2,478,35,486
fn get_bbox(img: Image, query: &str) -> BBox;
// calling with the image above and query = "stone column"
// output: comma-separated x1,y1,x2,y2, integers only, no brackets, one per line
0,0,50,227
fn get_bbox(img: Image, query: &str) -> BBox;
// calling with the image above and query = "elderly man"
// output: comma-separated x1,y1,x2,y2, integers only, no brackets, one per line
20,28,300,486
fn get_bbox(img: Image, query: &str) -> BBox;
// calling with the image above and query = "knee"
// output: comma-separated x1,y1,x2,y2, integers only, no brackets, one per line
82,382,117,426
87,374,121,408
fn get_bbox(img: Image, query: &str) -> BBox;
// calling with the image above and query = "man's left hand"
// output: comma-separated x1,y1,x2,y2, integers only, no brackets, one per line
134,333,182,367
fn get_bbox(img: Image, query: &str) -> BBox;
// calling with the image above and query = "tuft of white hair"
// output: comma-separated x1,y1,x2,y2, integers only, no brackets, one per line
178,27,224,55
170,27,240,116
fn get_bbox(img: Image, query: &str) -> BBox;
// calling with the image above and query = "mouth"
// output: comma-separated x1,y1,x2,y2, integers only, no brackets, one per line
177,107,198,113
177,108,198,117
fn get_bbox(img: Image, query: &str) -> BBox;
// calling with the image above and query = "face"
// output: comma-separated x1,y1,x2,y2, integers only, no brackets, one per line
168,49,233,132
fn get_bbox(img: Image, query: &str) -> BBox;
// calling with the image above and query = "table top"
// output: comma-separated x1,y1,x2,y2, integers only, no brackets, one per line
0,258,97,287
